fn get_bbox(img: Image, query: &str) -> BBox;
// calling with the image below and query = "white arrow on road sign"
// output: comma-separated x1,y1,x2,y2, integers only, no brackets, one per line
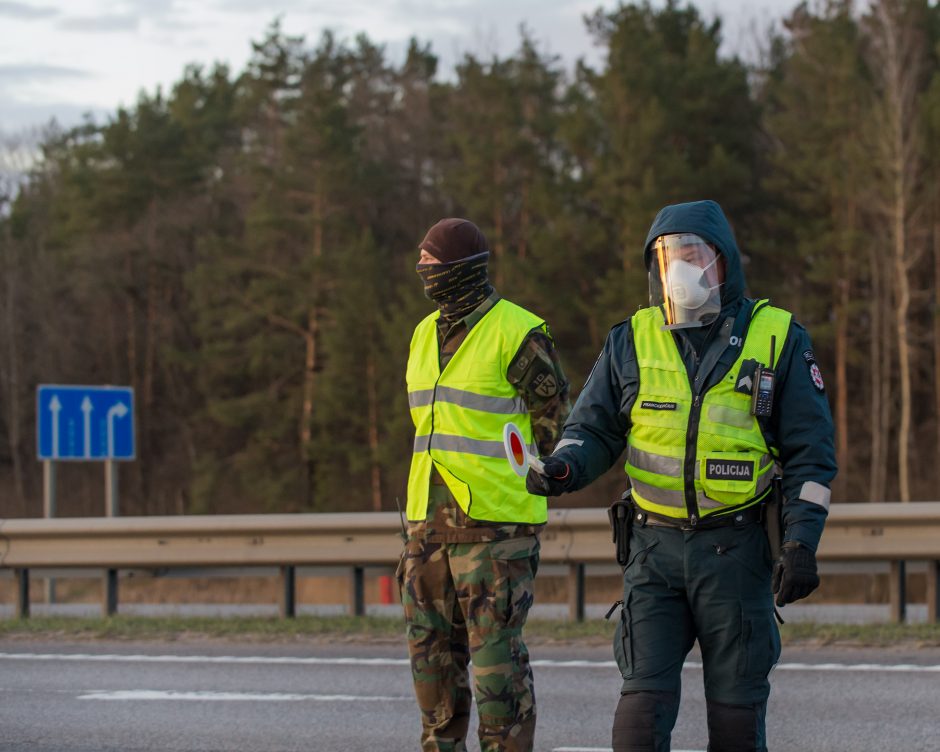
106,402,129,458
38,385,135,460
81,397,93,459
49,395,62,459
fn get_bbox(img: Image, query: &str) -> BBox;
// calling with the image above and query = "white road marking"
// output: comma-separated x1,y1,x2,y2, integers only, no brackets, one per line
0,652,411,667
774,662,940,672
1,652,938,673
78,689,410,702
534,659,618,668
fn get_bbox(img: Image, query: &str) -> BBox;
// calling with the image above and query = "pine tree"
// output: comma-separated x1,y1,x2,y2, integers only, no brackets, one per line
758,1,871,501
579,0,760,345
864,0,931,501
924,5,940,487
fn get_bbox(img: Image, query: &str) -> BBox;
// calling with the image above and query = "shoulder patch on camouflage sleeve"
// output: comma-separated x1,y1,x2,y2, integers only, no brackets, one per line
507,336,543,385
507,350,533,385
511,338,559,397
531,371,558,398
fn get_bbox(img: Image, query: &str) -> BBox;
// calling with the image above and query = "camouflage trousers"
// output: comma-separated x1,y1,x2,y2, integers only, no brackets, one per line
397,534,540,752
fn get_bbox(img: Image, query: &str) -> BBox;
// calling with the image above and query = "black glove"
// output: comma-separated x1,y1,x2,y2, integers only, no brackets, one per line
772,541,820,607
525,456,573,497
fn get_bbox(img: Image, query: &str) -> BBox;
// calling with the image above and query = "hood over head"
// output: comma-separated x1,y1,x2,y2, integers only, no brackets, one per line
643,199,745,307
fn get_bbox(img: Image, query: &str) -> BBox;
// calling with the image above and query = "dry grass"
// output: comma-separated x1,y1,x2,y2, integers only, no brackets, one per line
0,614,938,648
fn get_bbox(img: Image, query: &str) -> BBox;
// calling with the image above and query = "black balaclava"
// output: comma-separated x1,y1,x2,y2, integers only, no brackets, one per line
416,218,494,323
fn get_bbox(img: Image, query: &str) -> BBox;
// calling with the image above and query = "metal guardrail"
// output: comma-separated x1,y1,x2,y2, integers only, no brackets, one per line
1,503,939,623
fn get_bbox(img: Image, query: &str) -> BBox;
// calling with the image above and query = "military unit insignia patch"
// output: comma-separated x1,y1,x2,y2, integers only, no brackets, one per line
533,373,558,397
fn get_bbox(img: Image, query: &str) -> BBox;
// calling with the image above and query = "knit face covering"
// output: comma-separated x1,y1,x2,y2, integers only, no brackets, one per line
416,253,493,322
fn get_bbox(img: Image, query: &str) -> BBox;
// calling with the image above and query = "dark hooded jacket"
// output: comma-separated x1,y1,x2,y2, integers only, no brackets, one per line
553,200,836,551
643,198,746,309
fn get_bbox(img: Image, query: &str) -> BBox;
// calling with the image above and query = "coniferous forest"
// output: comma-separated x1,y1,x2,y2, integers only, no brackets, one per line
2,0,940,518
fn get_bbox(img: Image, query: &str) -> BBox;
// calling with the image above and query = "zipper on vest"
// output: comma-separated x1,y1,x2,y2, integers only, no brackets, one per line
683,393,702,525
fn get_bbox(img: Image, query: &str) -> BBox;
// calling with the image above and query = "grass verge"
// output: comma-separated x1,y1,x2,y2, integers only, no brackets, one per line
0,615,938,647
776,620,940,647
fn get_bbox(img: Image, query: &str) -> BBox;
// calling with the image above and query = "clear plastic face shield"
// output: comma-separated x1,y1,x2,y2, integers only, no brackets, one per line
649,233,723,330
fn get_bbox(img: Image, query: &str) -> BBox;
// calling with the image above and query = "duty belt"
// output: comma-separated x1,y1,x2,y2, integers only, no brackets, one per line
634,503,764,532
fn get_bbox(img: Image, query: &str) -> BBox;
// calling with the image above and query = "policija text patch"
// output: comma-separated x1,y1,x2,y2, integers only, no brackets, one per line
705,459,754,481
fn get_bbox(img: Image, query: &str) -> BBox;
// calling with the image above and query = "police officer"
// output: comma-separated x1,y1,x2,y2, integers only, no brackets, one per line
400,218,570,751
527,200,836,751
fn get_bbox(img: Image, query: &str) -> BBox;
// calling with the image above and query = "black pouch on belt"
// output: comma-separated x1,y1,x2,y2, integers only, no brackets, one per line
764,476,784,563
607,489,634,568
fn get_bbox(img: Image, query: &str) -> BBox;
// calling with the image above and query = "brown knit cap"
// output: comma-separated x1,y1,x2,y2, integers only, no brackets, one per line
419,218,489,264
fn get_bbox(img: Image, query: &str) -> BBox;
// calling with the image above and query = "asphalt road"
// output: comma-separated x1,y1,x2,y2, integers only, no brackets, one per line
0,640,938,751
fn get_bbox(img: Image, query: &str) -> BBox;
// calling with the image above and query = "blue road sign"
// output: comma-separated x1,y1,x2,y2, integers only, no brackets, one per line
37,385,135,461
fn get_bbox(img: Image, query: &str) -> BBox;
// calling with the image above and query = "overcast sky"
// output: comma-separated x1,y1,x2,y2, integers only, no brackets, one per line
1,0,801,134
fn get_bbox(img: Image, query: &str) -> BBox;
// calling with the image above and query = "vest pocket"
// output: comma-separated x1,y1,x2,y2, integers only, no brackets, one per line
699,451,760,501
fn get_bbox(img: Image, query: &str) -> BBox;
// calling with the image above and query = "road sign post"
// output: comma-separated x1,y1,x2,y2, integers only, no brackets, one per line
42,459,56,603
105,459,118,517
37,385,135,615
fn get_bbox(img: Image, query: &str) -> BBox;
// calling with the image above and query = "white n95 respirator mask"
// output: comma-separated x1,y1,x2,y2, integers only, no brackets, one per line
649,233,723,330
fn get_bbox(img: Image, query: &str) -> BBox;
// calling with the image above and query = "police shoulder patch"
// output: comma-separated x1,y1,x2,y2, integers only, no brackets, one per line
809,361,824,392
802,349,816,364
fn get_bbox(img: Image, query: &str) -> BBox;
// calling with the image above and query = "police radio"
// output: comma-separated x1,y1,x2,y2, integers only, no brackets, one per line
751,335,777,417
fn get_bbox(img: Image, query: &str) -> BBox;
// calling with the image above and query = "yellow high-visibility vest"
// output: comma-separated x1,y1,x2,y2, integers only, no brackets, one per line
406,299,547,523
625,301,792,519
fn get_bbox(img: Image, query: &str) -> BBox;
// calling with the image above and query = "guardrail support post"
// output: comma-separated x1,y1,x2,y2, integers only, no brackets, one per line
568,563,585,622
889,560,906,624
16,569,29,619
350,566,365,617
104,569,119,617
280,566,296,619
927,560,939,625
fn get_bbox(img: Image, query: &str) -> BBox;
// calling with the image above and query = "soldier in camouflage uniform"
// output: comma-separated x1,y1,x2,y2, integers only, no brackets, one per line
400,218,570,751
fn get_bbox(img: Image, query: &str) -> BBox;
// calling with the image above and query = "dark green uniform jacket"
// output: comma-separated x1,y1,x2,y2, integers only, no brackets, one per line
554,200,837,551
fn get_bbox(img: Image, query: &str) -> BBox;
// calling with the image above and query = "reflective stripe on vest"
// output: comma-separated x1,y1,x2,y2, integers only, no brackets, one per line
413,433,538,459
626,301,791,520
408,386,527,415
405,299,548,524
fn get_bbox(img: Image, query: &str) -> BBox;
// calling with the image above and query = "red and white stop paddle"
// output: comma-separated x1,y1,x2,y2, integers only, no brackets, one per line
503,422,545,477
